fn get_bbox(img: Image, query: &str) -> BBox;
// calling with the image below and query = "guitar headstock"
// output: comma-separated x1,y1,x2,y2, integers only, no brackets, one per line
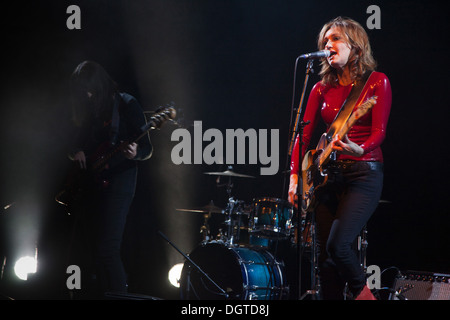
150,103,177,129
353,96,377,119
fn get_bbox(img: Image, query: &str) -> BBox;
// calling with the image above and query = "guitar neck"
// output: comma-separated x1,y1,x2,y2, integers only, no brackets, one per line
317,98,375,168
318,116,356,168
91,139,136,172
91,106,176,172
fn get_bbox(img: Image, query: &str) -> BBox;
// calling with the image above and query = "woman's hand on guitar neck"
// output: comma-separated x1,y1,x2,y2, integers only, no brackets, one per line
331,134,364,157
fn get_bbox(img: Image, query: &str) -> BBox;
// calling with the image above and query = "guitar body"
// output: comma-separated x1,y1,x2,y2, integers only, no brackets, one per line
301,134,330,215
56,143,114,209
55,163,98,209
88,140,117,187
298,96,378,216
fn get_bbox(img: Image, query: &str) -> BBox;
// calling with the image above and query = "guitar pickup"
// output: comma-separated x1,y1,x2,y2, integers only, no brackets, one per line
330,151,336,161
306,170,312,184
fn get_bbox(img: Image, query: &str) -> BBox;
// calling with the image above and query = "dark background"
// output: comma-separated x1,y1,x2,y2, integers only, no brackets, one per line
0,0,449,300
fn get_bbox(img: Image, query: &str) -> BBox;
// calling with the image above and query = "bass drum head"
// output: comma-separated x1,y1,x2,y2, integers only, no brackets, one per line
179,242,287,300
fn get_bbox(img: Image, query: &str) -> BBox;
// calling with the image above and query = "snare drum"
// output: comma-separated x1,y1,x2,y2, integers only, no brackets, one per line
248,197,293,239
179,242,288,300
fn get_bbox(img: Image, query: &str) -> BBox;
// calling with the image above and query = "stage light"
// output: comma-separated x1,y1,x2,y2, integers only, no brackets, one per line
14,256,37,281
168,263,184,288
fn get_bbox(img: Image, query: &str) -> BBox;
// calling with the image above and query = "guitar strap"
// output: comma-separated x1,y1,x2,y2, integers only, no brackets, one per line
110,93,121,145
326,71,373,142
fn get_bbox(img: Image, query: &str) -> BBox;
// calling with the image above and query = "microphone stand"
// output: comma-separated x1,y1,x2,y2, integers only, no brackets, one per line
287,58,314,300
288,58,314,156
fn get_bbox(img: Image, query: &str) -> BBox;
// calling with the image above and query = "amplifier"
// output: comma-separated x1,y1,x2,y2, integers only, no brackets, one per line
390,270,450,300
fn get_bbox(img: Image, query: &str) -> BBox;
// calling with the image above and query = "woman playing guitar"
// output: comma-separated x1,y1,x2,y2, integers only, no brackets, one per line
288,17,392,300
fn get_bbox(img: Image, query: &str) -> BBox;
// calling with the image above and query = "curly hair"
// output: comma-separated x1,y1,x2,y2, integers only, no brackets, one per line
317,17,377,85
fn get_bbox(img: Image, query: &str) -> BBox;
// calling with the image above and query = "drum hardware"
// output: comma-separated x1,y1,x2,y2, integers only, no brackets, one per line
215,228,226,242
175,167,291,300
357,225,368,272
298,210,321,300
204,166,254,200
236,257,284,266
248,197,293,239
175,201,225,214
204,167,256,179
176,201,225,242
198,166,255,246
222,197,249,246
157,231,229,299
291,218,313,248
199,215,211,242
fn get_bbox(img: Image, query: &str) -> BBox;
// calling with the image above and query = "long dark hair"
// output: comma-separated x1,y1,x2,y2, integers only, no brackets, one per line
70,61,118,126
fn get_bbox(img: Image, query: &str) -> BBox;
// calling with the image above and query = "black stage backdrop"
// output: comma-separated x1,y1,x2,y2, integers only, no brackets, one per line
0,0,449,300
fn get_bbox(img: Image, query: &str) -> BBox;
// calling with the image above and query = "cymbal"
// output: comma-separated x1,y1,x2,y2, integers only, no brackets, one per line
176,202,225,214
204,169,255,178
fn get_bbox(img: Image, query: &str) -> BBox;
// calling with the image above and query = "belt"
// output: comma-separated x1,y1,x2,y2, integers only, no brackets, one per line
328,160,384,173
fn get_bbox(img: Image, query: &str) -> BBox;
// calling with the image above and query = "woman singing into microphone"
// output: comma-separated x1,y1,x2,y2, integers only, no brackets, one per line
288,17,392,300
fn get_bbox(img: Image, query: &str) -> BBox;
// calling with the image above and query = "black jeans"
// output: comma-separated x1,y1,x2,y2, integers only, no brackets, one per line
315,161,383,299
90,166,137,296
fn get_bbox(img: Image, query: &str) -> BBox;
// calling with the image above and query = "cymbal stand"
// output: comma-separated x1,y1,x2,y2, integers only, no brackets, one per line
223,197,245,246
218,169,234,199
215,166,238,246
224,198,235,245
199,212,211,242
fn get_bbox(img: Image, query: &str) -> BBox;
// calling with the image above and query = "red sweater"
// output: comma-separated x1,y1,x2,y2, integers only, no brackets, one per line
291,71,392,175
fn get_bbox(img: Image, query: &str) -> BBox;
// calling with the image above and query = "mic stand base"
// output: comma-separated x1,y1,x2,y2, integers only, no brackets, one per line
299,289,321,300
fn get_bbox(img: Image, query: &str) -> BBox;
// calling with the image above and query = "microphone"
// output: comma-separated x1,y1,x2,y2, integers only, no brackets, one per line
298,50,331,59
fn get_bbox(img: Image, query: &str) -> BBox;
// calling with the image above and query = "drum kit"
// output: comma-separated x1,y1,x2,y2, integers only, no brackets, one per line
171,166,315,300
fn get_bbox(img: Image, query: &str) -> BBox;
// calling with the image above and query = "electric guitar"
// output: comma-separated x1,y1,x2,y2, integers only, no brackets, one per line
55,105,176,208
300,96,377,215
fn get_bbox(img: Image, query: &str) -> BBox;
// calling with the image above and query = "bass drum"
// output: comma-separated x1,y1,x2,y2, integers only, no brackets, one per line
180,242,288,300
